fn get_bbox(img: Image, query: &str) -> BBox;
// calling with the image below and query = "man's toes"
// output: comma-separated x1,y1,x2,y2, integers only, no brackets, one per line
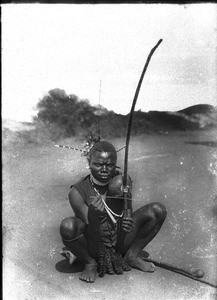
149,262,155,272
79,274,87,282
79,276,85,282
116,268,124,275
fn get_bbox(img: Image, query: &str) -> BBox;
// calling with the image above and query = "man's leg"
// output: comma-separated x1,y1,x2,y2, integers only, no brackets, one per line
60,217,98,283
123,202,167,272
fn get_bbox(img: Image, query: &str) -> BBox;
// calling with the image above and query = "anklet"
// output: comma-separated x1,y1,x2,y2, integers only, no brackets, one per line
62,233,84,242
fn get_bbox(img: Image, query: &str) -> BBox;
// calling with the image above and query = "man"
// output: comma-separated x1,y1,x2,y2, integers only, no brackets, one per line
60,140,167,283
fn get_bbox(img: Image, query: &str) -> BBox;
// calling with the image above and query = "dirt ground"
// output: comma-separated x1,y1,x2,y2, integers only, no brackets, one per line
3,130,217,300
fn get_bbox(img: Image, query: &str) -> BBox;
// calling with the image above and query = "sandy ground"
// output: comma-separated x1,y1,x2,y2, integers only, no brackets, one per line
3,130,217,300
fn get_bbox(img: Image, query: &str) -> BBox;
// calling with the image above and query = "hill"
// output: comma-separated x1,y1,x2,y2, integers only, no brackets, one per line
2,104,217,146
130,104,217,133
2,119,35,132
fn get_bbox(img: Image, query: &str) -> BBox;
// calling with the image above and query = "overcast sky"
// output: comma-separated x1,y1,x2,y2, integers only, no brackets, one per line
2,3,217,122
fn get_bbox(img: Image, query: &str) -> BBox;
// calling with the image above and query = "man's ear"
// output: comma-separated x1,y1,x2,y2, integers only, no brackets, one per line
86,158,90,169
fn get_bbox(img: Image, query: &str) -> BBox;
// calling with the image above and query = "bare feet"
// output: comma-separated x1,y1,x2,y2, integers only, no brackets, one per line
125,256,155,273
79,263,98,283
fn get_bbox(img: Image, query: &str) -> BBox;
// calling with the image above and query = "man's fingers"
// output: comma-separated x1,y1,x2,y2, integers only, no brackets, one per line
90,196,102,205
122,219,134,225
97,201,105,211
122,217,135,223
122,223,134,228
122,224,134,232
122,220,135,227
122,227,132,233
90,196,101,204
90,196,105,212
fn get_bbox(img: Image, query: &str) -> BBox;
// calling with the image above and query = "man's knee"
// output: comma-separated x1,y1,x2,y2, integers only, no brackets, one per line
60,217,84,240
151,202,167,222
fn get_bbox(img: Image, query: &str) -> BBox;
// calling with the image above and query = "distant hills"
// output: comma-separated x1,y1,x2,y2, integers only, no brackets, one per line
2,104,217,138
2,119,35,132
178,104,214,116
129,104,217,133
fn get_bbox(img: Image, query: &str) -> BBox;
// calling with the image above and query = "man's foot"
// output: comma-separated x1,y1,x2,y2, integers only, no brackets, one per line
79,263,98,283
125,256,155,273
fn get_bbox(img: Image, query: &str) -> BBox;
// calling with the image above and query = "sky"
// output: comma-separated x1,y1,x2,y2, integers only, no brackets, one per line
2,3,217,122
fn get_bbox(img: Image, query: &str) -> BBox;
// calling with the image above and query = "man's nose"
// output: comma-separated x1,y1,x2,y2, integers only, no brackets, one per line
101,165,108,172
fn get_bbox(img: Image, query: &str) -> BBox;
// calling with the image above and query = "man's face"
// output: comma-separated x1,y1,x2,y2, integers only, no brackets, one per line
89,151,117,183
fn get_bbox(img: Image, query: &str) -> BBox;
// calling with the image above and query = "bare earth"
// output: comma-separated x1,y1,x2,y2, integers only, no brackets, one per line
3,131,217,300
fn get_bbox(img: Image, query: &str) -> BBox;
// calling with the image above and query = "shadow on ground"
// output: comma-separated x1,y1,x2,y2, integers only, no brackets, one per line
55,259,84,274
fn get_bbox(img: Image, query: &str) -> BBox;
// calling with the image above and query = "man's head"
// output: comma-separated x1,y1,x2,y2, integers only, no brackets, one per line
88,141,117,183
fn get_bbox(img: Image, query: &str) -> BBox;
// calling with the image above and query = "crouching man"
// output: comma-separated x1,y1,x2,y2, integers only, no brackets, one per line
60,141,166,283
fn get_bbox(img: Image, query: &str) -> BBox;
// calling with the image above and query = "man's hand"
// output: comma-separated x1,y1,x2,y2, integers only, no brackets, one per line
121,217,135,233
89,195,106,215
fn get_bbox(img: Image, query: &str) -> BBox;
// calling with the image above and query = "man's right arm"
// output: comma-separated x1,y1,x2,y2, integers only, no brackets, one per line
69,187,106,225
68,187,89,224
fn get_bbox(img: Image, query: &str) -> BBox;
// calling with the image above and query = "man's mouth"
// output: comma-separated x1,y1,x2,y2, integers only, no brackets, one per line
99,173,110,179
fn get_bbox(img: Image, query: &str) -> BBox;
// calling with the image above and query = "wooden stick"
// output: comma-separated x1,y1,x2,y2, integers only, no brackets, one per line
123,39,163,218
142,258,217,289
